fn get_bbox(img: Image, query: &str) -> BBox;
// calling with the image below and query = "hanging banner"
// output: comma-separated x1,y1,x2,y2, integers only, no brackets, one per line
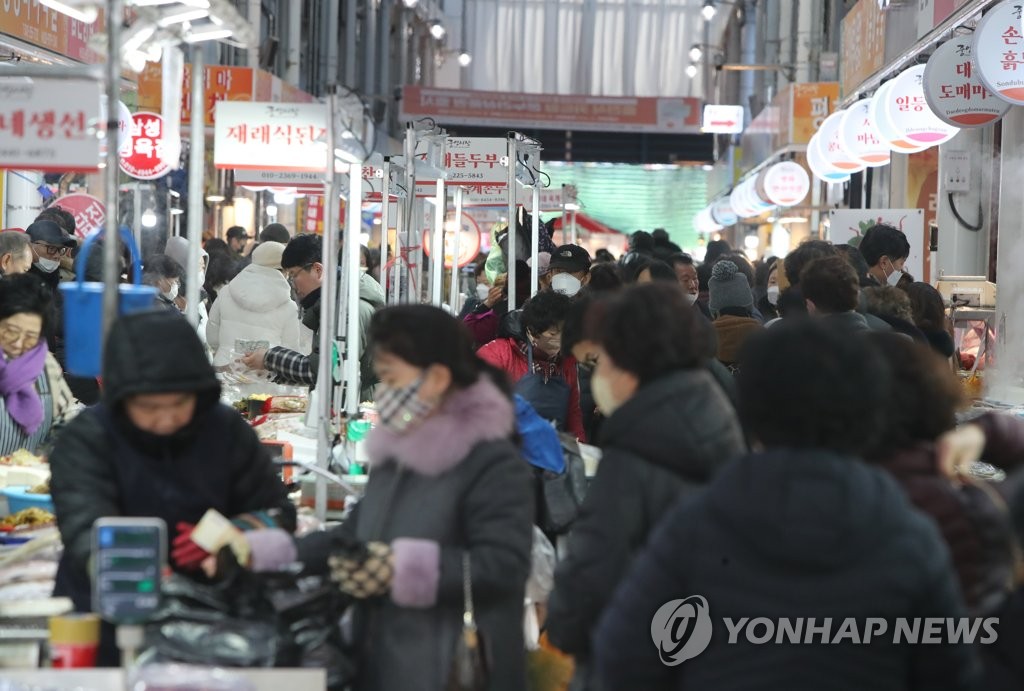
52,193,105,239
0,78,101,173
885,65,960,147
119,112,180,180
214,101,329,172
925,38,1011,127
973,0,1024,105
790,83,841,145
828,208,925,282
817,111,866,173
869,79,929,153
838,99,890,166
760,162,811,207
840,0,888,94
807,133,851,183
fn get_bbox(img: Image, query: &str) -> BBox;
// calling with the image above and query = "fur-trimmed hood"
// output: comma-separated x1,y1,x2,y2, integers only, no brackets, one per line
366,376,515,476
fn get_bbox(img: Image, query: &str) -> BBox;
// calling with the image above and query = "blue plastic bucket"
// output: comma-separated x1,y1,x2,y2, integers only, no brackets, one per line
59,227,157,377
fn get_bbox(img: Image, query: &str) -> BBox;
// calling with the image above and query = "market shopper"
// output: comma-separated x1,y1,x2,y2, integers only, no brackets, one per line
707,260,761,373
546,283,745,688
0,274,77,455
142,254,184,312
49,309,296,617
207,241,302,367
667,253,702,309
270,305,534,691
859,223,912,287
593,320,980,691
226,225,253,259
800,255,877,334
548,244,592,297
464,260,534,349
635,259,678,284
477,290,587,441
164,236,211,343
861,286,927,343
865,333,1020,617
26,219,76,370
0,231,32,277
905,281,956,358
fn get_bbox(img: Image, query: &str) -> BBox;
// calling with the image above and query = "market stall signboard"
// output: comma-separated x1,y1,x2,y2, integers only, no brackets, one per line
838,99,890,166
973,0,1024,105
0,78,101,172
119,112,180,180
868,80,930,153
710,198,738,227
214,101,329,172
421,211,482,269
760,162,811,207
817,111,866,173
925,38,1012,127
807,133,851,183
885,65,960,147
53,193,105,238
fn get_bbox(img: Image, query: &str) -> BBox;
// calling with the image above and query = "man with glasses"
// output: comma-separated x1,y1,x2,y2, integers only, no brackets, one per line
27,219,76,284
0,231,33,277
242,234,325,386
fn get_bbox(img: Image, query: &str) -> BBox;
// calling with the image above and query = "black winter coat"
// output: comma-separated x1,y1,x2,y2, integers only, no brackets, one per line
546,370,745,667
50,310,295,613
594,449,981,691
297,377,533,691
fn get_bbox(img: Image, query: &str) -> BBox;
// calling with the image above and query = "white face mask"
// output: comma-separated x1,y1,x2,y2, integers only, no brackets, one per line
197,271,206,288
551,273,582,297
476,283,490,301
163,282,179,301
591,373,621,416
766,285,780,306
684,291,699,306
885,262,904,287
35,257,60,274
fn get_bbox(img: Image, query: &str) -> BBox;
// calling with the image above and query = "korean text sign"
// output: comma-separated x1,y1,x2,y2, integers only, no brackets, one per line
215,101,330,172
0,78,100,172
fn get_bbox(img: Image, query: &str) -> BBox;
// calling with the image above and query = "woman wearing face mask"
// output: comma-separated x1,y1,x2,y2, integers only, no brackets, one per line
253,305,532,691
545,283,745,690
756,257,780,321
477,290,587,441
0,274,78,456
143,254,184,312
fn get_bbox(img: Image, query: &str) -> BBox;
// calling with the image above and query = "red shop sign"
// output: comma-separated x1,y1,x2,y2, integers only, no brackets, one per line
51,193,105,239
119,112,180,180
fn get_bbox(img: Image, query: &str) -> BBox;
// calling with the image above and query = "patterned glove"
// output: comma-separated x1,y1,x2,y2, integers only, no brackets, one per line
329,541,394,598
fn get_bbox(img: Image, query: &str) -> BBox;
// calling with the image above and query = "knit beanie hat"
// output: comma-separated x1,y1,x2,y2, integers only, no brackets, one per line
709,260,753,313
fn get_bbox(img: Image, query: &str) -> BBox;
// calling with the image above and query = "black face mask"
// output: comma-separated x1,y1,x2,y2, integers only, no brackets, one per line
112,392,217,458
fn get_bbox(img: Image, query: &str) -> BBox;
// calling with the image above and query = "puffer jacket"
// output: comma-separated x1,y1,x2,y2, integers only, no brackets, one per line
297,376,533,691
594,449,980,691
546,369,745,685
207,263,302,366
50,310,296,614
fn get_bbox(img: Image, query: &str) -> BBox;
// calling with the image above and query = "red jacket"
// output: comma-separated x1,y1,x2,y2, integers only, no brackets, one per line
477,338,586,442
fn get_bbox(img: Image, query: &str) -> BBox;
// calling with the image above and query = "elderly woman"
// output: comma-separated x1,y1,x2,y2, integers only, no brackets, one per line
0,273,77,455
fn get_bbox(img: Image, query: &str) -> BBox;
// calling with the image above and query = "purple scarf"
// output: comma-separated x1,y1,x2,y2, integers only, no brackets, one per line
0,342,46,436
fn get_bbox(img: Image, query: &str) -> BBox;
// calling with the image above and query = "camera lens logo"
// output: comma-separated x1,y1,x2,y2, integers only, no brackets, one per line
651,596,713,666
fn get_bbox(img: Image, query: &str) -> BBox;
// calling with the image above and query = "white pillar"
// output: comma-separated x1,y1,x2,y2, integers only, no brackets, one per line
935,128,988,278
5,172,43,230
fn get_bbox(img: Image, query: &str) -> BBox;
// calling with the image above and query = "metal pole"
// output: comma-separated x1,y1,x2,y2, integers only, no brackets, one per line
449,186,463,309
530,185,540,296
392,194,404,305
402,126,416,303
506,136,517,314
102,0,123,347
344,162,363,414
344,0,357,87
379,159,391,282
185,45,205,328
571,209,578,245
431,179,445,306
315,92,340,522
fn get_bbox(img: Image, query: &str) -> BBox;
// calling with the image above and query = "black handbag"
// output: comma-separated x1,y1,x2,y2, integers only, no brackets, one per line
538,434,589,534
447,552,490,691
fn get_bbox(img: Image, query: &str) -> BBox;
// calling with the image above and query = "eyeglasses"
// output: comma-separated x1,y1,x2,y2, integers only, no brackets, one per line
33,242,70,258
284,263,315,284
0,323,40,349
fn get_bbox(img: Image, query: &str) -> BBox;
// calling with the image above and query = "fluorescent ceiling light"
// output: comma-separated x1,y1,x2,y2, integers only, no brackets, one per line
38,0,97,23
779,216,808,224
689,46,702,62
564,202,581,211
429,20,446,40
132,0,208,5
159,9,210,26
183,27,234,43
402,0,418,6
141,209,158,228
206,194,226,202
